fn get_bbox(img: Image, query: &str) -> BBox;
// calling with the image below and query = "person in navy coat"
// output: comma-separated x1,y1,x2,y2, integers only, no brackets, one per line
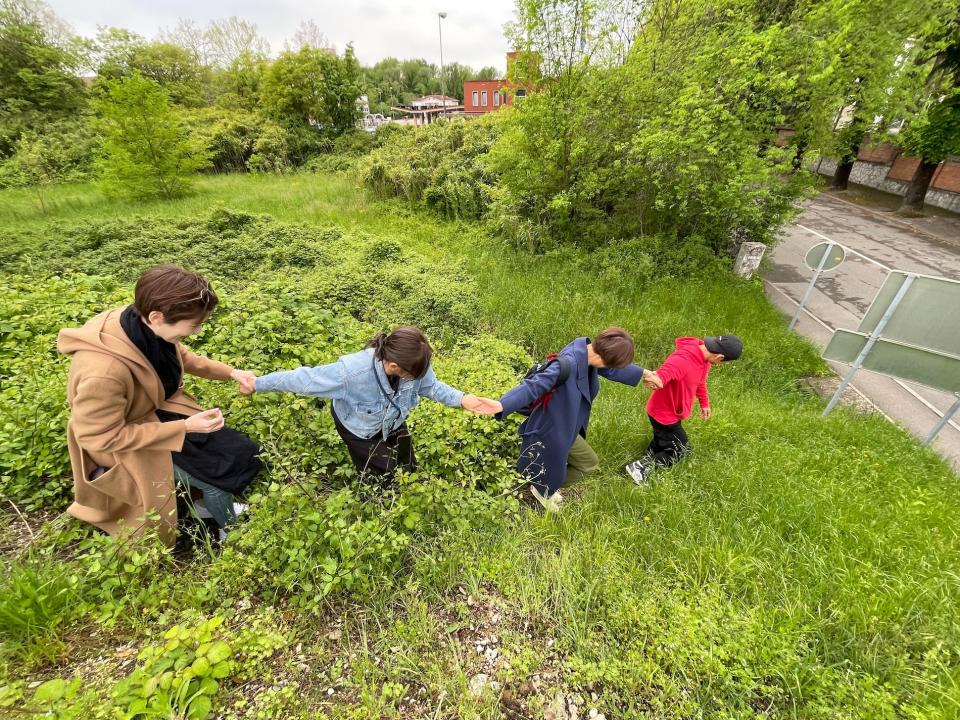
491,328,662,510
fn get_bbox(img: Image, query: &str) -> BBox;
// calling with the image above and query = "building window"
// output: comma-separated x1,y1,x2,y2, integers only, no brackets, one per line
481,90,488,106
493,92,500,107
516,89,526,97
472,90,478,107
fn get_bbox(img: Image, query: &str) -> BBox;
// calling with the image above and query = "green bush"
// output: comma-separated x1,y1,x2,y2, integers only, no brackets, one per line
246,121,291,174
0,117,98,190
111,617,233,719
359,116,502,220
182,108,262,174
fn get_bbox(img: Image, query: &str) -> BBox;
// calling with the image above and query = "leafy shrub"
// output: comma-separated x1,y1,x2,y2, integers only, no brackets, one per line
577,234,729,287
247,121,291,174
332,128,374,156
182,108,262,174
0,117,98,190
0,276,127,508
112,617,233,719
359,116,502,220
299,153,356,174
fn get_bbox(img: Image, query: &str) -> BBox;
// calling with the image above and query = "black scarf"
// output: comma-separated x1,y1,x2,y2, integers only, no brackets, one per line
120,305,182,400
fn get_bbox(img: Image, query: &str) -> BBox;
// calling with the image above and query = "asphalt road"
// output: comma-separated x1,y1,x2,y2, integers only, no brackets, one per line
766,191,960,474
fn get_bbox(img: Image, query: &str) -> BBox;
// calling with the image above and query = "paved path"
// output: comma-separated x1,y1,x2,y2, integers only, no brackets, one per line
766,191,960,474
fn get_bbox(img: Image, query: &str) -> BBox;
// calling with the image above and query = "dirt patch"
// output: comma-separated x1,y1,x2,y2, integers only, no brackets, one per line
800,375,879,414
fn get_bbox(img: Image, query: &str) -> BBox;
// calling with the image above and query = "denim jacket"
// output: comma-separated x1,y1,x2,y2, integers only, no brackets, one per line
255,348,464,439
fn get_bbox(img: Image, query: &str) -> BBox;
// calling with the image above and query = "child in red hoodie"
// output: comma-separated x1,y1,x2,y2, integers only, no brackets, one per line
626,334,742,485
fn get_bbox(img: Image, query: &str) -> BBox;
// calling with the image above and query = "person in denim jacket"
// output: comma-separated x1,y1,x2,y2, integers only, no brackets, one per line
243,326,500,477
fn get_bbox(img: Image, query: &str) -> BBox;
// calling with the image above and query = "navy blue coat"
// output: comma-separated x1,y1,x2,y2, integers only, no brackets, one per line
498,337,644,495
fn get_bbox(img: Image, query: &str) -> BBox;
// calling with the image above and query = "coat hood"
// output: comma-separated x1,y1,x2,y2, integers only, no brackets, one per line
674,336,706,361
58,307,167,404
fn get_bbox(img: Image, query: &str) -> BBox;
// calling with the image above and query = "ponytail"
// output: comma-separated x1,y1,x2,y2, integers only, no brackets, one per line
365,331,389,358
366,326,433,378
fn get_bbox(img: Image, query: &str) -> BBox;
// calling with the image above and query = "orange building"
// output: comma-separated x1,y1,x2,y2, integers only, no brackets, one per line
462,52,532,116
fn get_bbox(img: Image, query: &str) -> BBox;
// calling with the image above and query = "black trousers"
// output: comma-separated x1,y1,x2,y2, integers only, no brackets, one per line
331,406,416,478
645,414,691,467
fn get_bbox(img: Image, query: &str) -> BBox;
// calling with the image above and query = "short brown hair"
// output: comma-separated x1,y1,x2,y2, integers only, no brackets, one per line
593,327,635,368
134,265,218,323
366,326,433,379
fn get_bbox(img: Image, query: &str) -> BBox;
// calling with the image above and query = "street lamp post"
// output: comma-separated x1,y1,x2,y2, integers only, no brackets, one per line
438,12,447,117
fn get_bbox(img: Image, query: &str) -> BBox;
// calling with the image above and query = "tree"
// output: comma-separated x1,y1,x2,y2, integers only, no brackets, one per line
803,0,956,190
216,50,268,110
93,29,209,106
260,45,362,137
475,65,500,80
94,73,207,200
490,0,820,250
439,62,476,102
206,16,269,68
158,18,211,65
896,8,960,212
0,0,85,152
0,130,60,210
285,19,334,52
897,92,960,212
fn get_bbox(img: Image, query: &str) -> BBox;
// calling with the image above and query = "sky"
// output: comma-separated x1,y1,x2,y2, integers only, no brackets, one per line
46,0,518,73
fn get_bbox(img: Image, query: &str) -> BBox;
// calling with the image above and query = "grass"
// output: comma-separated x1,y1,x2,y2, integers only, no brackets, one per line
2,172,959,718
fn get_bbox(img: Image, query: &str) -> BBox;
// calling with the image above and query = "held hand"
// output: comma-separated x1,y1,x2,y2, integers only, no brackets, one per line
642,369,663,390
461,394,503,416
185,408,224,434
230,369,257,395
700,406,712,421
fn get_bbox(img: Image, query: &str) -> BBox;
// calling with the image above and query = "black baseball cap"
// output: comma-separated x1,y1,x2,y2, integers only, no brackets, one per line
704,334,743,361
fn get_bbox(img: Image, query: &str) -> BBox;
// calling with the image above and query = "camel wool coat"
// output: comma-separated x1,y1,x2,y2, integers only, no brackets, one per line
57,307,233,545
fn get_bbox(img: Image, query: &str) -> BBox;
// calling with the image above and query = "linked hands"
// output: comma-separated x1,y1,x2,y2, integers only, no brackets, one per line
642,369,663,390
461,394,503,416
230,368,257,395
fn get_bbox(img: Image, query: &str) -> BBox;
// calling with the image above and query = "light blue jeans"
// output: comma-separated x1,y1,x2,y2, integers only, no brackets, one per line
174,465,237,528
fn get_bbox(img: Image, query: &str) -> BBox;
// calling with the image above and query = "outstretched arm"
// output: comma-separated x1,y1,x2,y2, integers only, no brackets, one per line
180,346,256,393
497,362,563,419
180,346,233,381
598,363,644,386
254,361,348,399
418,366,466,408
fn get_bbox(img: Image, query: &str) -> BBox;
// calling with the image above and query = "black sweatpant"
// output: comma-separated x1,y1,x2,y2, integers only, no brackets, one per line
645,414,691,467
332,406,416,478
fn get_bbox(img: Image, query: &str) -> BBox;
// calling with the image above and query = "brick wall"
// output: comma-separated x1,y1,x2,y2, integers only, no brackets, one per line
888,155,922,182
932,161,960,193
857,142,899,164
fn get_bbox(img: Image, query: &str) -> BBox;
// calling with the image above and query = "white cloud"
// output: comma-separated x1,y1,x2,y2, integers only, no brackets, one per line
46,0,517,73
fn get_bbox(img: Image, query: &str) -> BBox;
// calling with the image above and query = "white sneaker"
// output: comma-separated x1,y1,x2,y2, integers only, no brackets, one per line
625,459,651,487
530,486,563,512
192,498,214,519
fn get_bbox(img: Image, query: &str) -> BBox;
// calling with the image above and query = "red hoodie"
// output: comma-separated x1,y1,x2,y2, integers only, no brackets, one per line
646,337,710,425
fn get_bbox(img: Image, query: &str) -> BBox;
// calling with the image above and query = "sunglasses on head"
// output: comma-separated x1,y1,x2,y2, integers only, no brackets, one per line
172,286,213,307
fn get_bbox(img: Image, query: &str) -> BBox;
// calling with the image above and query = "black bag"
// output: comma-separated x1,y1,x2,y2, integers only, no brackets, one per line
517,354,573,416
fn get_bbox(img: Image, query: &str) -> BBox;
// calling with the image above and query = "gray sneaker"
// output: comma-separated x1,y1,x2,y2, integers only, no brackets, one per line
625,459,652,487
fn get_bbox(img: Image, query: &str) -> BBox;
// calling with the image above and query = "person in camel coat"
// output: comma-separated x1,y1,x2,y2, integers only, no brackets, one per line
57,265,259,546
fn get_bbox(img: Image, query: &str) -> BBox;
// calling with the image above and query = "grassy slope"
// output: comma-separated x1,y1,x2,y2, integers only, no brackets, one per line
2,174,959,717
